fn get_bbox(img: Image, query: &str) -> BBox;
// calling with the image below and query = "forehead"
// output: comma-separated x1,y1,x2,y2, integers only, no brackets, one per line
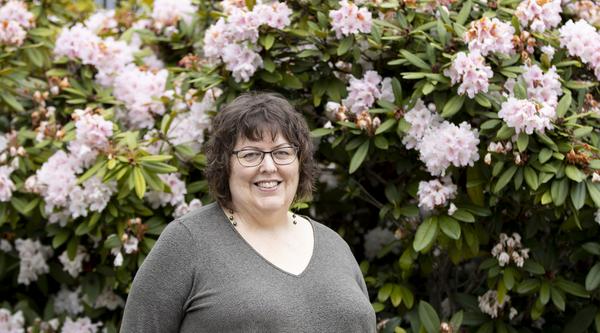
234,132,290,148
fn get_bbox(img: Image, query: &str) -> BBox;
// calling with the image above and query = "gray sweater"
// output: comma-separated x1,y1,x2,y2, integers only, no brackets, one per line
120,203,377,332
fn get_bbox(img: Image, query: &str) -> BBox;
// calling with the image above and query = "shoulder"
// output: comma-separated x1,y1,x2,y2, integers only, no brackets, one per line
175,202,225,232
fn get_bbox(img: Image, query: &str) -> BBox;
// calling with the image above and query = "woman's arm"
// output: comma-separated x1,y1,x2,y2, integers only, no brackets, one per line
120,221,196,333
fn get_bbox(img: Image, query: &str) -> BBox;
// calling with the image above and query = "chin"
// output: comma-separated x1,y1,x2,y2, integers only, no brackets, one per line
256,198,290,212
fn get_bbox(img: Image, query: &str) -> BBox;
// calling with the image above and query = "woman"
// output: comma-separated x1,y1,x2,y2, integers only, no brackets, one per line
121,93,376,332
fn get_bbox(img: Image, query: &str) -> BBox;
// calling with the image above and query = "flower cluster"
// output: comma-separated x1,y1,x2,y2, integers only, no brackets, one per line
58,246,89,278
418,121,480,176
203,3,292,82
84,9,118,34
113,65,169,129
54,286,83,316
515,0,562,32
559,20,600,80
464,17,515,56
92,287,125,310
329,0,372,39
444,51,493,98
491,232,530,267
0,0,34,46
417,177,457,210
145,173,187,209
342,71,394,114
54,24,135,86
402,100,480,176
151,0,196,31
173,198,203,219
566,0,600,27
0,308,24,333
521,64,562,107
498,97,555,134
0,165,15,202
363,226,396,260
61,317,101,333
478,290,510,318
15,238,53,285
402,100,442,150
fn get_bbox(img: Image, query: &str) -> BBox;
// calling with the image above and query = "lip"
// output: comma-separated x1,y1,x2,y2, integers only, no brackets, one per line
253,180,282,192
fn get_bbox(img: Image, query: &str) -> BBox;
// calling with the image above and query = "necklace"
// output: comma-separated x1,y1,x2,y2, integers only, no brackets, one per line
227,209,297,227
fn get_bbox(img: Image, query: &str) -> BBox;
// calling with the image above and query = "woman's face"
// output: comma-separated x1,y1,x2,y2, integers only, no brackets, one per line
228,133,299,215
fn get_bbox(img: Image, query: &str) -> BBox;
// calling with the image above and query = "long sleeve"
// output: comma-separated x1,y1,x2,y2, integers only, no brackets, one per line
120,221,197,333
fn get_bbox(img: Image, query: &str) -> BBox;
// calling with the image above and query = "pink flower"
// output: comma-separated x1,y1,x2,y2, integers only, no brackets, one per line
515,0,562,32
152,0,196,30
402,100,442,150
329,0,372,39
521,64,562,107
0,165,15,202
0,19,26,46
444,51,493,98
498,97,555,134
0,1,34,29
417,177,457,210
418,121,480,176
464,17,515,56
221,44,263,83
559,20,600,80
342,71,395,114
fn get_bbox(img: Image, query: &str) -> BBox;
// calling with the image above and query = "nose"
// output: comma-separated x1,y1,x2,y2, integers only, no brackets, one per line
259,152,278,172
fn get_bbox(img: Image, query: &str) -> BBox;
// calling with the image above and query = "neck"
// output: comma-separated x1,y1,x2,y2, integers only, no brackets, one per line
227,205,291,231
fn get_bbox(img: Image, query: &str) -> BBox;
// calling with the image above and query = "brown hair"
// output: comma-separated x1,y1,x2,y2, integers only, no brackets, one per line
204,92,315,210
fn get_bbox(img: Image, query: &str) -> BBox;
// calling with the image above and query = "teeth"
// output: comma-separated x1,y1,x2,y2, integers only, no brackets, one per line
256,181,278,188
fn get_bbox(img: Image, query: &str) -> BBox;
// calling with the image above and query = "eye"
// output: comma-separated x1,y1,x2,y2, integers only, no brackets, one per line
239,151,262,161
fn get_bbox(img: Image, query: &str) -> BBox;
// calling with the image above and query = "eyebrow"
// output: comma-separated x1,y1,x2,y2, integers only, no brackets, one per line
237,143,293,150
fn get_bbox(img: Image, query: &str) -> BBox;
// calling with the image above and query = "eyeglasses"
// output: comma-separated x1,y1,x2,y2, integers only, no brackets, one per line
232,146,299,167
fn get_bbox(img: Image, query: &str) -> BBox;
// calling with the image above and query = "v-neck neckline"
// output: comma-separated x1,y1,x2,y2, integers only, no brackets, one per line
220,208,317,278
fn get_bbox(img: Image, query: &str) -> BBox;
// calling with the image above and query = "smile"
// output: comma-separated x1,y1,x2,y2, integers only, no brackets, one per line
254,180,282,189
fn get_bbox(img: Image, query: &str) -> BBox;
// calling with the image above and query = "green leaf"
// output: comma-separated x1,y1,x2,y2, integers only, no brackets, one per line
349,140,369,174
586,181,600,207
523,261,545,275
441,94,465,118
496,124,515,140
418,301,441,333
456,0,472,25
261,34,275,50
564,80,597,90
374,136,389,150
494,165,518,193
439,215,461,240
516,279,540,294
555,278,590,298
536,132,558,151
1,92,24,112
452,209,475,223
337,36,353,55
413,216,438,252
563,306,597,333
551,286,565,311
551,178,569,206
517,132,529,152
539,148,553,163
449,310,463,332
375,119,397,135
377,283,393,302
540,280,550,305
133,167,146,199
565,165,586,182
52,230,70,249
570,182,586,210
586,263,600,291
104,234,121,249
523,166,539,190
574,126,593,138
390,284,403,307
400,50,431,70
398,285,414,309
584,242,600,256
310,128,335,138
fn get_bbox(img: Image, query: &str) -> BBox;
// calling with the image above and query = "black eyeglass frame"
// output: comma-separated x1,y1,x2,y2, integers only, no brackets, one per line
231,146,299,167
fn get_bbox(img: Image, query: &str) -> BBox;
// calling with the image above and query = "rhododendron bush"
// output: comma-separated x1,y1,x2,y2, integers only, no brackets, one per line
0,0,599,331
